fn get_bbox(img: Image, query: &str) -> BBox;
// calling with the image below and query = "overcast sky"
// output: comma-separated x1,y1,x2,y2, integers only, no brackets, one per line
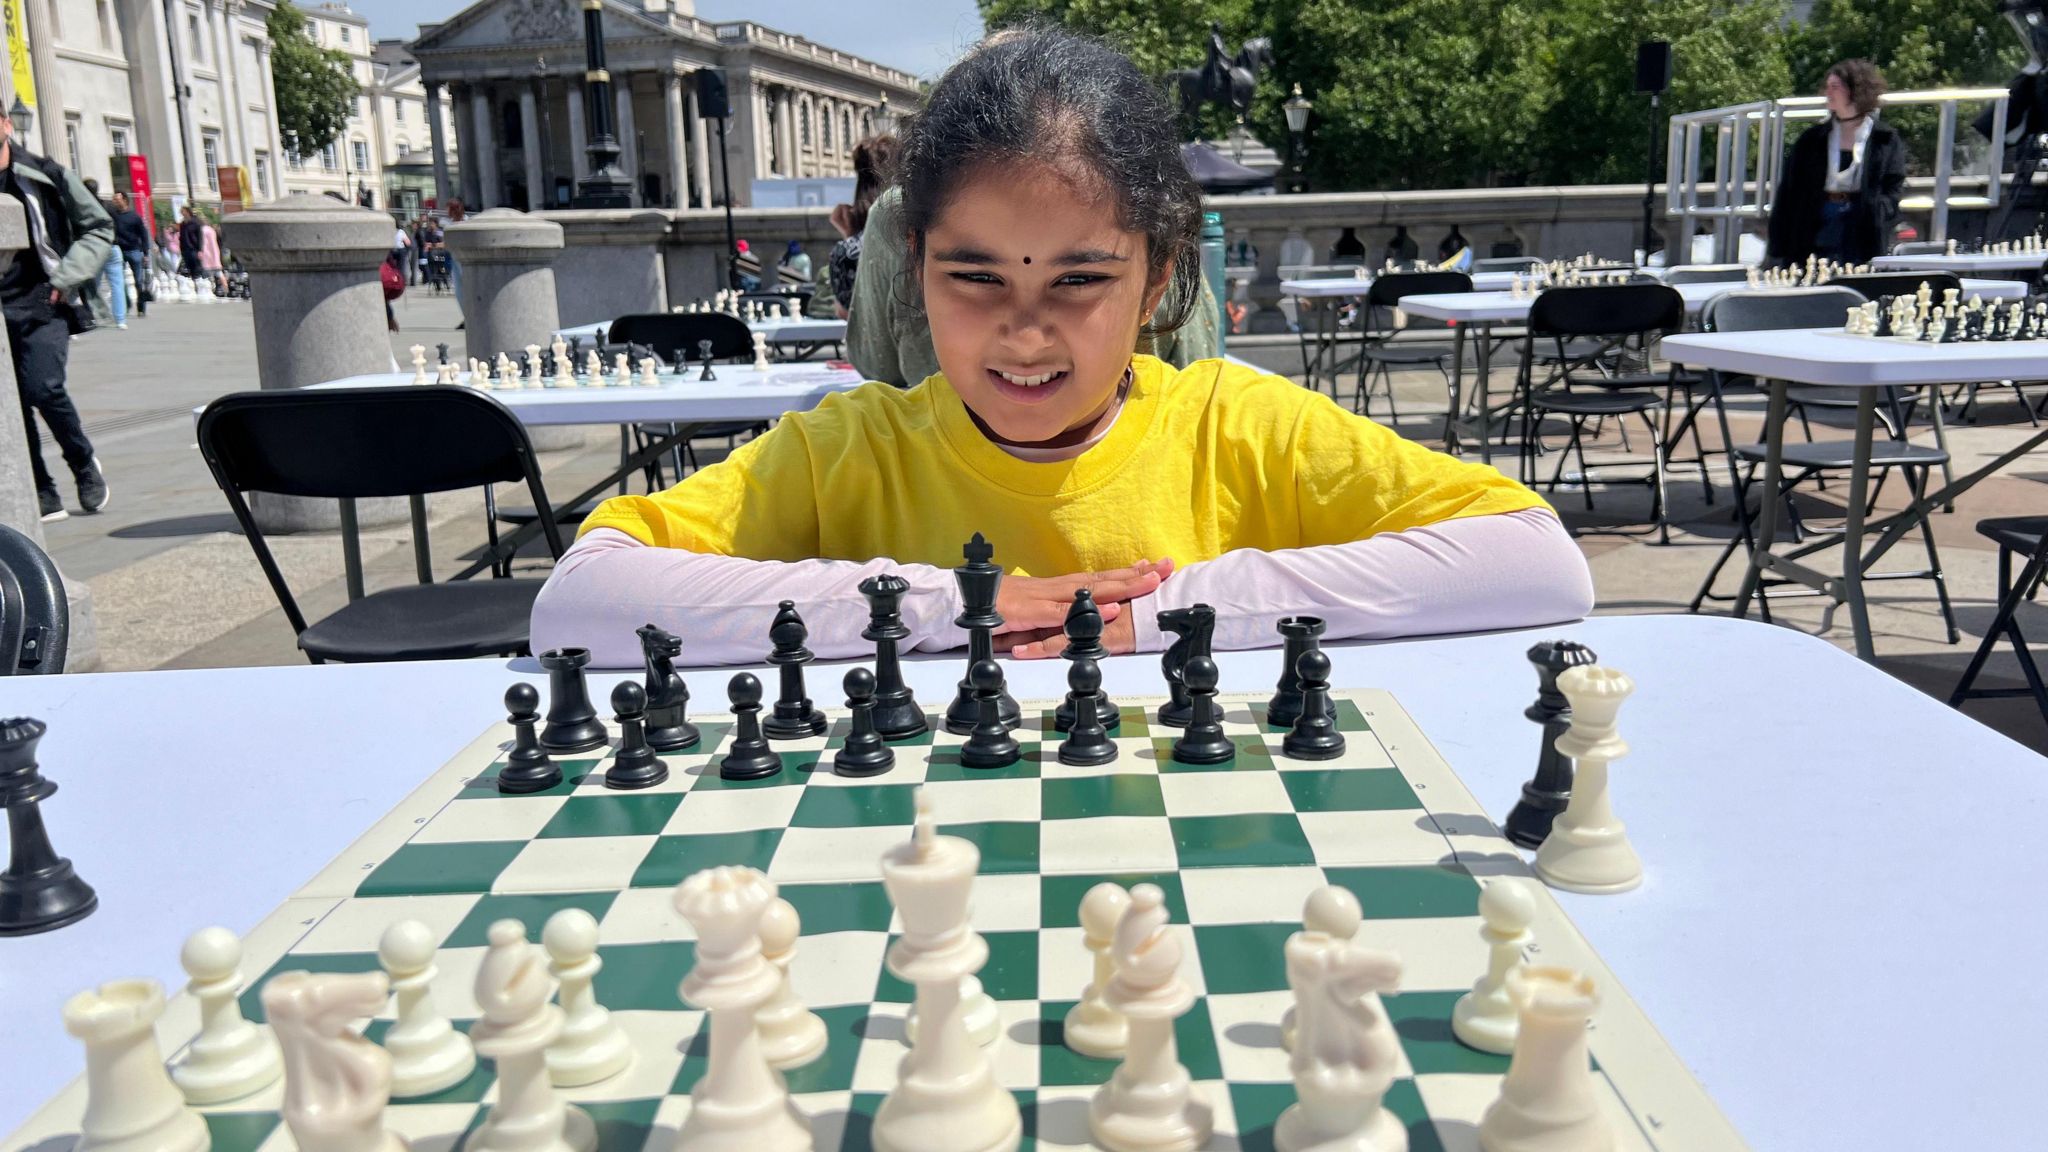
345,0,988,79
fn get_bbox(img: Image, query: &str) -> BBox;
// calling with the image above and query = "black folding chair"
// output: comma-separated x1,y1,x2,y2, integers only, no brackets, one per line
1949,516,2048,728
1660,265,1750,285
197,386,566,664
1474,257,1541,274
595,311,765,477
1354,271,1470,422
0,523,68,675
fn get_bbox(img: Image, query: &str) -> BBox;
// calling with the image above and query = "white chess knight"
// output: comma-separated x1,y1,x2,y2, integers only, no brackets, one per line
542,908,633,1087
1273,927,1407,1152
1452,878,1537,1054
1281,885,1361,1053
638,356,660,387
1062,882,1132,1059
755,896,828,1070
1088,884,1212,1152
612,352,630,384
264,970,410,1152
1534,666,1643,894
469,920,597,1152
378,920,476,1098
1476,967,1614,1152
65,979,211,1152
170,926,283,1104
673,867,813,1151
873,789,1022,1152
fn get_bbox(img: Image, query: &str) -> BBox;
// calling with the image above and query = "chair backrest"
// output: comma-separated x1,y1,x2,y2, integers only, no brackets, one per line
608,312,753,363
1702,286,1865,333
1829,271,1963,303
1661,265,1750,285
0,523,68,675
1366,270,1472,308
1890,241,1946,255
1474,256,1541,273
1528,283,1684,338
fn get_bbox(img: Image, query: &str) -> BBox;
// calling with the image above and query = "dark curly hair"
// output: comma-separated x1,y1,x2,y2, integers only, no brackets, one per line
1827,59,1887,118
893,24,1203,336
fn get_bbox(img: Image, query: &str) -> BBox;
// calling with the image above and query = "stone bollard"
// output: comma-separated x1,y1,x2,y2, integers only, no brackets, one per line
0,200,98,670
444,209,580,451
219,197,406,532
545,209,670,327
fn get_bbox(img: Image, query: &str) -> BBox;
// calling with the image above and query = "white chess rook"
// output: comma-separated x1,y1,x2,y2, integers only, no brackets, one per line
1281,886,1361,1054
65,979,211,1152
1273,927,1406,1152
1533,666,1643,894
1088,884,1212,1152
1063,882,1132,1059
171,926,284,1104
873,789,1022,1152
1452,878,1537,1054
378,920,476,1098
543,908,634,1086
468,920,597,1152
264,970,410,1152
674,867,813,1151
756,896,829,1070
1477,968,1614,1152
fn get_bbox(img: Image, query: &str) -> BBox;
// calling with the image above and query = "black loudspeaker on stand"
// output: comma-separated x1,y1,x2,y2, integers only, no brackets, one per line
695,69,730,119
697,70,738,292
1636,41,1671,259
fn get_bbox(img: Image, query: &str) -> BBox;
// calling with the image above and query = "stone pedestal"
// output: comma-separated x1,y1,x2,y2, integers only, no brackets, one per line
542,209,670,328
219,198,406,532
445,210,581,452
0,201,98,671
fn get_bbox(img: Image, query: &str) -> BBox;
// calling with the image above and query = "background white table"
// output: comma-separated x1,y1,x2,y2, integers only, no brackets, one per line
1279,270,1521,298
4,615,2044,1150
552,317,849,349
1871,252,2045,276
316,365,864,426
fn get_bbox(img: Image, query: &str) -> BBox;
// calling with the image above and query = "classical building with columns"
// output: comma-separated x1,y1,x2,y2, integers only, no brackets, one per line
407,0,921,211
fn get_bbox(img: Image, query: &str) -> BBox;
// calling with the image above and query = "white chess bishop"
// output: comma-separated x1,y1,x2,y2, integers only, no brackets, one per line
1273,923,1407,1152
65,979,210,1152
1477,967,1614,1152
171,926,283,1103
1534,666,1643,893
469,920,597,1152
1281,886,1361,1054
1452,878,1537,1054
378,920,476,1098
1088,884,1211,1152
264,970,410,1152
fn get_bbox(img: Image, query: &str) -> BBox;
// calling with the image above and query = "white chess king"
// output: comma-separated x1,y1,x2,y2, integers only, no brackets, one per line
1533,666,1643,894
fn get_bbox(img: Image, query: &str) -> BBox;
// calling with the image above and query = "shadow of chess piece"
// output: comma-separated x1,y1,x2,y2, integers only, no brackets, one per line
0,717,98,935
498,683,562,794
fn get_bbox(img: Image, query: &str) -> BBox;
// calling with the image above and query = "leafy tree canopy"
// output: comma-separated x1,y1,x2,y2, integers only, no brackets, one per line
268,0,359,156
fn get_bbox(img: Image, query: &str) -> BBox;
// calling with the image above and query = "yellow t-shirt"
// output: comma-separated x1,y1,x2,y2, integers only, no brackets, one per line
579,356,1549,573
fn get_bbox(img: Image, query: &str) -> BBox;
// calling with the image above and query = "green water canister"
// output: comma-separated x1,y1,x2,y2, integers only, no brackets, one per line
1201,212,1227,353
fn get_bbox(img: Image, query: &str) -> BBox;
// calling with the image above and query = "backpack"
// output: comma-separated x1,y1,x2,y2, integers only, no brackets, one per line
380,260,404,301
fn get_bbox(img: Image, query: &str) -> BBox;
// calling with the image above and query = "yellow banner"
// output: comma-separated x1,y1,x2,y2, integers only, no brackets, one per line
4,0,34,112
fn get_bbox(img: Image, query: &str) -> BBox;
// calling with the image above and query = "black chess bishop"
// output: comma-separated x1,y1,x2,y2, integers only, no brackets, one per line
764,603,829,739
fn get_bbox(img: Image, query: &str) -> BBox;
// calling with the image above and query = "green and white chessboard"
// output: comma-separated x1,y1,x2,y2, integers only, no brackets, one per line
8,690,1746,1152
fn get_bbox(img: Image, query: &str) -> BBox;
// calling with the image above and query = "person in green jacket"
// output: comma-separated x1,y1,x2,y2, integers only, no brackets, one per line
846,184,1220,388
0,114,113,521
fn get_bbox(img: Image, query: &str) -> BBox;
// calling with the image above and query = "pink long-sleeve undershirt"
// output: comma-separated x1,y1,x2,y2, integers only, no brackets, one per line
528,506,1594,668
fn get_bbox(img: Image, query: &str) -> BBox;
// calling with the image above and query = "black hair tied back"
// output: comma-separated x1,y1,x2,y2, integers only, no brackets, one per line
896,24,1204,336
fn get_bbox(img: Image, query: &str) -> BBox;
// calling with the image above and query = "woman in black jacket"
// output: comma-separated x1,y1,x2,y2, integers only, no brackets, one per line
1767,60,1907,266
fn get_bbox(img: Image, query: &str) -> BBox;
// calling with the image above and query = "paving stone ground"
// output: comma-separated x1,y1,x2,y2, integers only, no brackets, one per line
32,290,2047,753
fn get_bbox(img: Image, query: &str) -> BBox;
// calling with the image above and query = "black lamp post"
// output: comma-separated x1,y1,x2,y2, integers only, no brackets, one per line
572,0,632,208
7,98,33,138
875,93,894,136
1283,84,1312,195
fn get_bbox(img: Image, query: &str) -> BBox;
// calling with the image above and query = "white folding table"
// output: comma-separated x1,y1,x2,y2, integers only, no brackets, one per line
1660,328,2048,660
1870,251,2044,277
553,316,849,356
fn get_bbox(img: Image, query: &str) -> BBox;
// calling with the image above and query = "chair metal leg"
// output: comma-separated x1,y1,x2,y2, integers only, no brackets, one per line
1903,467,1960,644
1646,409,1671,546
1949,545,2048,726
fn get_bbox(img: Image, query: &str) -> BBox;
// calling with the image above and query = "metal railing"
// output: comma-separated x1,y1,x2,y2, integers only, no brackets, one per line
1666,87,2009,262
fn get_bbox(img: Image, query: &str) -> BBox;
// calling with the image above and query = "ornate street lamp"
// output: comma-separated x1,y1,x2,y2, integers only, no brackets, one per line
875,93,894,136
572,0,632,207
8,97,33,137
1282,84,1312,194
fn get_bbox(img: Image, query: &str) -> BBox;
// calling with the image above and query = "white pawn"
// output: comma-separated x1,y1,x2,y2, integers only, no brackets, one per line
1452,878,1537,1054
1476,968,1612,1152
170,926,283,1103
612,352,629,384
497,353,517,388
378,920,475,1098
66,979,211,1152
1534,666,1643,894
436,363,457,385
585,350,605,386
524,345,544,389
410,344,429,385
756,896,828,1070
752,331,771,371
469,920,597,1152
542,909,633,1087
1062,882,1131,1059
1089,884,1211,1152
1281,885,1361,1053
783,297,799,321
265,970,410,1152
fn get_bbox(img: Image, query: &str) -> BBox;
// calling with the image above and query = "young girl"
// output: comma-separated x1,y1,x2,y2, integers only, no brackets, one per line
531,26,1592,668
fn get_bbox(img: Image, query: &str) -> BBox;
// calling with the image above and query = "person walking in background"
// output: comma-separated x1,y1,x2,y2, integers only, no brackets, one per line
176,205,204,284
109,192,150,318
0,113,112,521
1768,59,1906,266
199,214,225,296
444,199,465,312
827,134,897,320
395,219,415,285
81,178,126,329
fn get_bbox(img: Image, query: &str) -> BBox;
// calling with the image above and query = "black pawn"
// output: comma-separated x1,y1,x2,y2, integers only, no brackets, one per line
0,717,97,936
1268,616,1335,729
606,682,669,789
763,602,829,739
859,574,927,740
1058,658,1119,767
1281,651,1346,761
946,533,1020,735
637,624,700,752
498,683,562,794
1053,590,1121,733
697,338,718,381
833,668,895,776
719,674,782,781
1170,655,1235,765
959,660,1021,769
538,647,608,753
1503,640,1598,849
1154,605,1214,728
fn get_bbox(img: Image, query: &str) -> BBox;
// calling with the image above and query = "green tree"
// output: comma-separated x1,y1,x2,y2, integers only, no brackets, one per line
267,0,358,157
1793,0,2018,92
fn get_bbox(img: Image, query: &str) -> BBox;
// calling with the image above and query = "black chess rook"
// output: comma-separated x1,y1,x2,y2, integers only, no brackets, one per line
538,647,609,753
0,718,97,936
498,683,562,794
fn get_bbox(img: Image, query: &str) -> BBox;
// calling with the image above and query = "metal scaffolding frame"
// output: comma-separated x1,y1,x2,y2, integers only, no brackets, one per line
1665,87,2010,263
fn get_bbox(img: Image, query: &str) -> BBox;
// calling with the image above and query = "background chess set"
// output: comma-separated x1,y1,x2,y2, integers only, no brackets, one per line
5,689,1743,1152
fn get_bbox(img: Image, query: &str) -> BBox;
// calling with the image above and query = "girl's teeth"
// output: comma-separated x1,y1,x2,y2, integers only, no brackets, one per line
999,369,1058,387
